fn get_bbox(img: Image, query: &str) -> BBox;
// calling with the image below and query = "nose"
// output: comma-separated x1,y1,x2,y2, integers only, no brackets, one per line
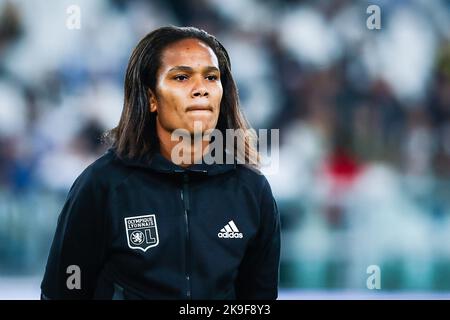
191,78,209,98
192,89,208,97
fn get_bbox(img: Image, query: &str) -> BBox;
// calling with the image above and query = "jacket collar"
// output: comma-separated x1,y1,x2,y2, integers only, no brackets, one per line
109,147,236,176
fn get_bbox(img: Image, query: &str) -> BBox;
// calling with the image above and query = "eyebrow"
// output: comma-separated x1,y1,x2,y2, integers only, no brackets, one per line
167,65,220,73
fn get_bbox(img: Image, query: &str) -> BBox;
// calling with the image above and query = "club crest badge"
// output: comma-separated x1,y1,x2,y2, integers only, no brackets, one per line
124,214,159,252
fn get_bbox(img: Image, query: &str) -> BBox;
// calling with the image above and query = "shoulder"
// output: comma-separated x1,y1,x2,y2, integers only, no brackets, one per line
235,166,279,231
71,149,131,193
234,164,273,200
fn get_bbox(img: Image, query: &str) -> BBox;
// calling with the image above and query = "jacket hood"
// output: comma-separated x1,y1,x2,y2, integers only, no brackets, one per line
108,147,237,176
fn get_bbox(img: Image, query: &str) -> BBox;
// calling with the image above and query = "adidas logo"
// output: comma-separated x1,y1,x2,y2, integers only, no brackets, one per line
218,220,243,239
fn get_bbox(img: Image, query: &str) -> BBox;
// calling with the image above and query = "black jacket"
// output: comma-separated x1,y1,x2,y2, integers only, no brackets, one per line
41,148,280,300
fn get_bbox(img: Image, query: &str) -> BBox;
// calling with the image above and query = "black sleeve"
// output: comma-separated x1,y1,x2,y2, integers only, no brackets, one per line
40,166,109,299
235,178,281,300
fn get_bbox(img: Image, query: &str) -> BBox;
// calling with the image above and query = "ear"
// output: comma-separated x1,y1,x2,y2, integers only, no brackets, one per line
148,89,158,113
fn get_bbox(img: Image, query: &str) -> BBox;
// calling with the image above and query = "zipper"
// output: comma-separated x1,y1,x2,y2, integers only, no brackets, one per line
180,173,192,299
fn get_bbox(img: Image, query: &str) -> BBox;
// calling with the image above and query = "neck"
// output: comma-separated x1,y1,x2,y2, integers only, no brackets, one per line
156,119,209,168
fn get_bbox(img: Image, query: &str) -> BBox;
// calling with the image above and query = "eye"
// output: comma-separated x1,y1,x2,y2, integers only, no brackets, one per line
174,74,188,81
206,75,218,81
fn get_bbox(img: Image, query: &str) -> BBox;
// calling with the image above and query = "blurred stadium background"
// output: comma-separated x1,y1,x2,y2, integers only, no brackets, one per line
1,0,450,299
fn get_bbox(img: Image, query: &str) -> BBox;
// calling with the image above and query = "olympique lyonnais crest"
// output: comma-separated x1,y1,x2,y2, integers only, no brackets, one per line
124,214,159,252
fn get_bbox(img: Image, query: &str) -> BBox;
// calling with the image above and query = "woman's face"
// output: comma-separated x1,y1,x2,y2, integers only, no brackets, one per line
150,38,223,135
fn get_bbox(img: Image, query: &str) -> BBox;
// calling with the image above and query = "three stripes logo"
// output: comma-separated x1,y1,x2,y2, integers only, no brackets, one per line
218,220,243,239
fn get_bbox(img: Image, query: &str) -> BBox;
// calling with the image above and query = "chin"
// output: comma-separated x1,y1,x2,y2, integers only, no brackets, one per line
187,118,217,134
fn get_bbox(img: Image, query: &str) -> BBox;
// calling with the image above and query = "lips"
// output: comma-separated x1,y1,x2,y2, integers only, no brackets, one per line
186,105,213,112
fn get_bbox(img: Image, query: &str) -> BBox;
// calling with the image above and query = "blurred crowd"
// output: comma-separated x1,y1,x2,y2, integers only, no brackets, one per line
1,0,450,291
